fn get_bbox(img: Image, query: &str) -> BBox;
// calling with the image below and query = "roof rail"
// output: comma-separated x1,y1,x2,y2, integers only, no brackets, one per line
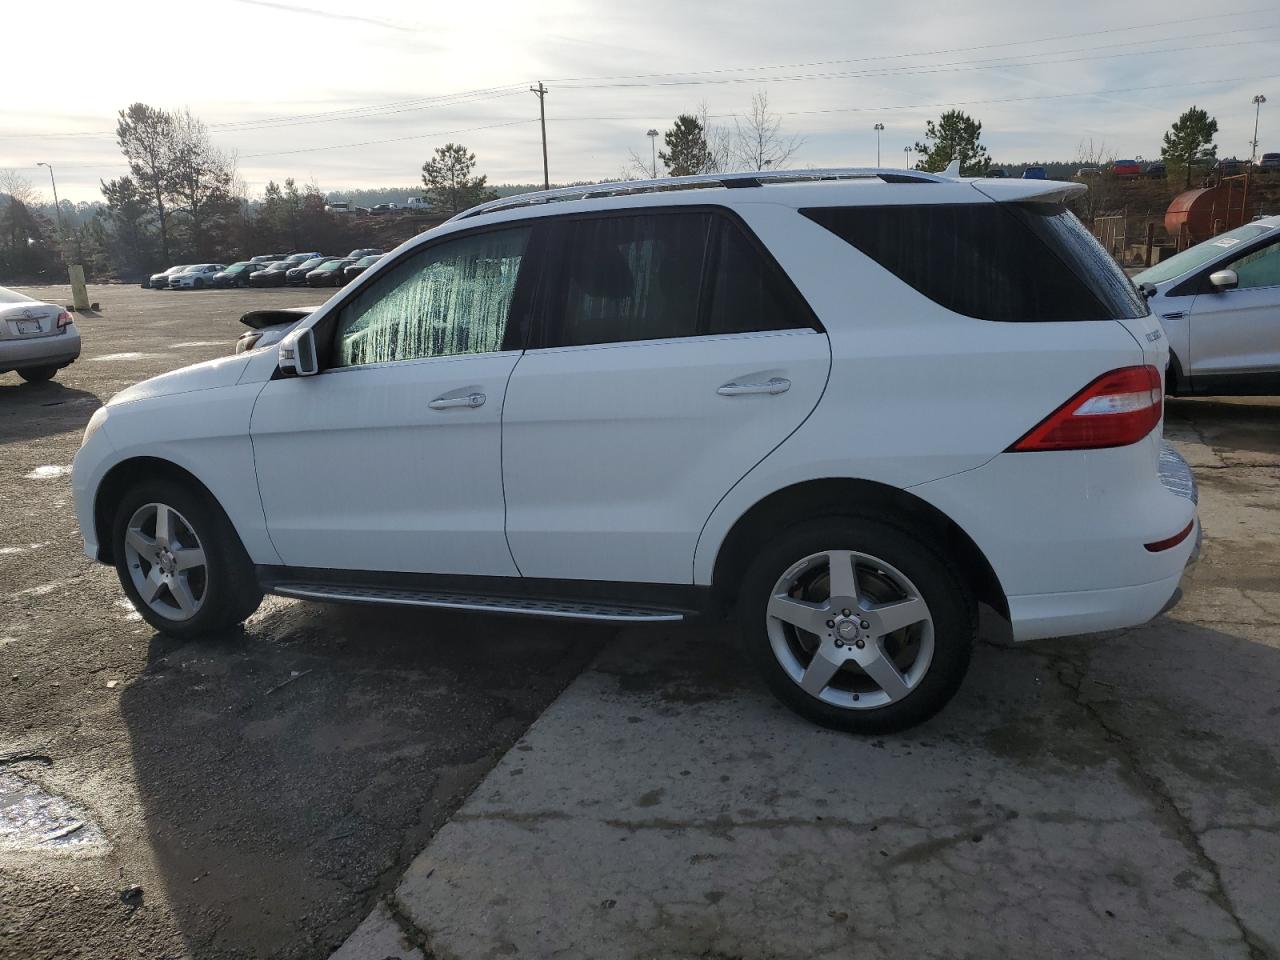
449,167,949,222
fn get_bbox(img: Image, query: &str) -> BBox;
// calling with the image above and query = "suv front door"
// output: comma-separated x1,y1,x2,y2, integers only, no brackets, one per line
250,224,538,576
501,208,831,584
1189,235,1280,389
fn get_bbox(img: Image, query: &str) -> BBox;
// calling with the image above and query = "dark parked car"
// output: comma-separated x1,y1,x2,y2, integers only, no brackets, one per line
342,254,381,284
983,168,1008,178
211,262,257,288
248,261,293,287
346,248,383,259
306,258,356,287
1259,152,1280,171
1021,166,1046,180
368,203,399,216
1144,161,1166,179
1215,158,1244,177
285,257,334,286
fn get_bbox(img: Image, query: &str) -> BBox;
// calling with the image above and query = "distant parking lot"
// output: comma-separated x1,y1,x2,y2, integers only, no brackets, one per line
2,284,1279,959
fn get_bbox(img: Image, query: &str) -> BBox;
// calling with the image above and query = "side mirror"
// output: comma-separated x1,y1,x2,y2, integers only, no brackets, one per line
1208,269,1238,292
278,326,319,377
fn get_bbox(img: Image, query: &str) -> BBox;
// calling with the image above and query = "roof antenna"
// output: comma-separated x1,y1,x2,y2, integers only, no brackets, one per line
943,158,961,178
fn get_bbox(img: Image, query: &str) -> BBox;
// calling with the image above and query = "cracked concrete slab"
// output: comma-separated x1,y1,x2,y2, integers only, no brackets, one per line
335,396,1280,960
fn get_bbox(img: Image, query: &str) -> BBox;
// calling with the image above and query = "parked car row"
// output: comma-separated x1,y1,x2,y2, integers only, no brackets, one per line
145,250,384,290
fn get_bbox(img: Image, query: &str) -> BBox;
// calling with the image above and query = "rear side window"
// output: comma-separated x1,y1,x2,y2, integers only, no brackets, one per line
543,210,816,348
802,203,1148,321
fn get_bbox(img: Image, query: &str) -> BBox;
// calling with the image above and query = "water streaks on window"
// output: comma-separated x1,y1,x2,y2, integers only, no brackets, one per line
338,227,530,366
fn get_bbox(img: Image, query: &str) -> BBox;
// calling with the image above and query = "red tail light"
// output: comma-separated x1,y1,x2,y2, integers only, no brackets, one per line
55,310,72,332
1009,365,1163,452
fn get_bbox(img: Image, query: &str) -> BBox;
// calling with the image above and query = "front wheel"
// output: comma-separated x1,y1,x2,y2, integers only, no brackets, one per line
111,479,263,638
737,517,975,734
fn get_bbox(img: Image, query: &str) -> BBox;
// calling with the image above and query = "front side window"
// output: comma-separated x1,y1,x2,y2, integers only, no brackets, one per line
802,202,1146,322
1229,239,1280,290
336,226,530,367
1134,223,1274,285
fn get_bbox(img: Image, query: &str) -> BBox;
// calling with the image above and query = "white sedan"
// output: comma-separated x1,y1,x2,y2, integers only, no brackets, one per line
1135,216,1280,396
0,286,81,383
169,264,227,289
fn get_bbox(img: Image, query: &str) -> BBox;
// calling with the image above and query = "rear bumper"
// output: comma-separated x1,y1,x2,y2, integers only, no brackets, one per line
0,330,81,372
1007,516,1198,641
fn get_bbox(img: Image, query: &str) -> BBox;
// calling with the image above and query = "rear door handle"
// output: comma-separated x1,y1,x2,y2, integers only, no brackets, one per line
717,377,791,397
428,392,486,410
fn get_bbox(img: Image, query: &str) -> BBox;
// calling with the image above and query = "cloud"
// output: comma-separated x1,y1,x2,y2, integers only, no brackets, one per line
222,0,421,33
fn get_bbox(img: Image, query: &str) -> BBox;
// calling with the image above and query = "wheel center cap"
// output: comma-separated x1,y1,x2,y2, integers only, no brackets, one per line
835,619,859,640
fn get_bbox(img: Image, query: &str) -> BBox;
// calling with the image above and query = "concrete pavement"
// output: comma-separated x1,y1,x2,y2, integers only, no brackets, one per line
336,401,1280,960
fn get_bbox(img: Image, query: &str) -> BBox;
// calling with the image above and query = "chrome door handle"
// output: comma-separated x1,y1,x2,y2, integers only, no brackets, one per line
717,377,791,397
428,392,486,410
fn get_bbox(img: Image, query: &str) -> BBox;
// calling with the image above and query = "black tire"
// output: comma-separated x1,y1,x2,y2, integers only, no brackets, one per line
16,365,58,383
192,278,204,289
111,478,263,639
736,516,975,734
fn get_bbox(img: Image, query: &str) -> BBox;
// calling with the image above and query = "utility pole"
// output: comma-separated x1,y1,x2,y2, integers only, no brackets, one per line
647,129,659,178
37,161,88,311
1251,94,1267,164
873,123,884,166
530,81,549,190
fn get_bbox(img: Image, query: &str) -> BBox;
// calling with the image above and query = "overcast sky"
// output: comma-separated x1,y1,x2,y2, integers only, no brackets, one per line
4,0,1277,202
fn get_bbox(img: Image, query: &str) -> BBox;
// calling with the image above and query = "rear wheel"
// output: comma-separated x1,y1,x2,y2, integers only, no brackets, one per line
737,517,975,733
111,479,263,638
16,366,58,383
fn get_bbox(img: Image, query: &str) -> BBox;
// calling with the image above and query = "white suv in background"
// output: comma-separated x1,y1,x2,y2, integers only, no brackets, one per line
72,168,1198,732
1134,215,1280,396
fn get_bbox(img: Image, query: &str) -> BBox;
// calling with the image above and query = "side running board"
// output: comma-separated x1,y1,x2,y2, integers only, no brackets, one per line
270,582,686,623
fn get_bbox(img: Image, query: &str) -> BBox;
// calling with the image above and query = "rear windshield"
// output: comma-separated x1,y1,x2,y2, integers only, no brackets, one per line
1134,223,1275,285
801,202,1149,321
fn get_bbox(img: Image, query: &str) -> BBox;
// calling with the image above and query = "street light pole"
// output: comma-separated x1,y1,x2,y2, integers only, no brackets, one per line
873,123,884,167
903,145,910,169
1251,94,1267,164
646,129,659,178
36,162,63,238
35,161,88,310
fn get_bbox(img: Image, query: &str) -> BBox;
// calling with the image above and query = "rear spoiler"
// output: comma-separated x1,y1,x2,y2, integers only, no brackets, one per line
239,307,315,330
971,179,1088,204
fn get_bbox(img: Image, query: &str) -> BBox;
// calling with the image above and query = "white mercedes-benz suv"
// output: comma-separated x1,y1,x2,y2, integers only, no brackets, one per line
72,168,1199,732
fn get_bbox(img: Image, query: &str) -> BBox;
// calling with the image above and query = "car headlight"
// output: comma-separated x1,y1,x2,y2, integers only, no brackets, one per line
82,406,109,447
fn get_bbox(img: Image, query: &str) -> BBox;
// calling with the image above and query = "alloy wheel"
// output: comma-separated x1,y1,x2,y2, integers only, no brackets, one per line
765,549,934,710
122,502,208,621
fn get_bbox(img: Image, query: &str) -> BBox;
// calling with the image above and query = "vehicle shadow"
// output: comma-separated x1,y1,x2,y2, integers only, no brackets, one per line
116,598,612,959
0,379,101,443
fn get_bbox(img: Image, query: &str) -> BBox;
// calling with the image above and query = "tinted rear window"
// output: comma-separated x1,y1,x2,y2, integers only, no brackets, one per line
802,202,1148,321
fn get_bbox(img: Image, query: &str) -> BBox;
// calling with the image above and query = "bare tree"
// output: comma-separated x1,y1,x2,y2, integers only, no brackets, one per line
168,109,235,258
1073,138,1119,228
730,91,803,171
0,169,39,207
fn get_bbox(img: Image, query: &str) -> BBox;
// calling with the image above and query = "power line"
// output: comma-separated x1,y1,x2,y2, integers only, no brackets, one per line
544,10,1278,84
237,118,537,159
552,34,1280,91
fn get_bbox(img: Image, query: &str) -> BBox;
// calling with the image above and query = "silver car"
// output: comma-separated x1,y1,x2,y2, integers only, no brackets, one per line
0,286,81,383
1135,215,1280,396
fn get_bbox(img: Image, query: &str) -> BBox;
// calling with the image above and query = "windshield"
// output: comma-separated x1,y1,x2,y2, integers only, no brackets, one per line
1135,223,1276,285
227,263,250,272
298,258,325,269
316,261,342,272
357,256,378,266
264,262,290,271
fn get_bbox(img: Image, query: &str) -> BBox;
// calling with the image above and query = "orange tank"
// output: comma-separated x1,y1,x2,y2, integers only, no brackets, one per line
1165,182,1248,245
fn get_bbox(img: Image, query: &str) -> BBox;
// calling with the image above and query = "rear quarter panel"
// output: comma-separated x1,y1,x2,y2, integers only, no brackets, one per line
693,201,1144,585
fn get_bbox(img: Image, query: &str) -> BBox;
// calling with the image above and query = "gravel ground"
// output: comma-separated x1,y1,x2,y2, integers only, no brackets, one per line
0,284,611,960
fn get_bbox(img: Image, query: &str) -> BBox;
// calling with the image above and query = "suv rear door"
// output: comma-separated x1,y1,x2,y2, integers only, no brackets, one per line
501,207,831,584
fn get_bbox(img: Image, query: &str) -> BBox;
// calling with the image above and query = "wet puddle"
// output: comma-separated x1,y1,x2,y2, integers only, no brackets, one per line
24,466,70,480
0,772,105,851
